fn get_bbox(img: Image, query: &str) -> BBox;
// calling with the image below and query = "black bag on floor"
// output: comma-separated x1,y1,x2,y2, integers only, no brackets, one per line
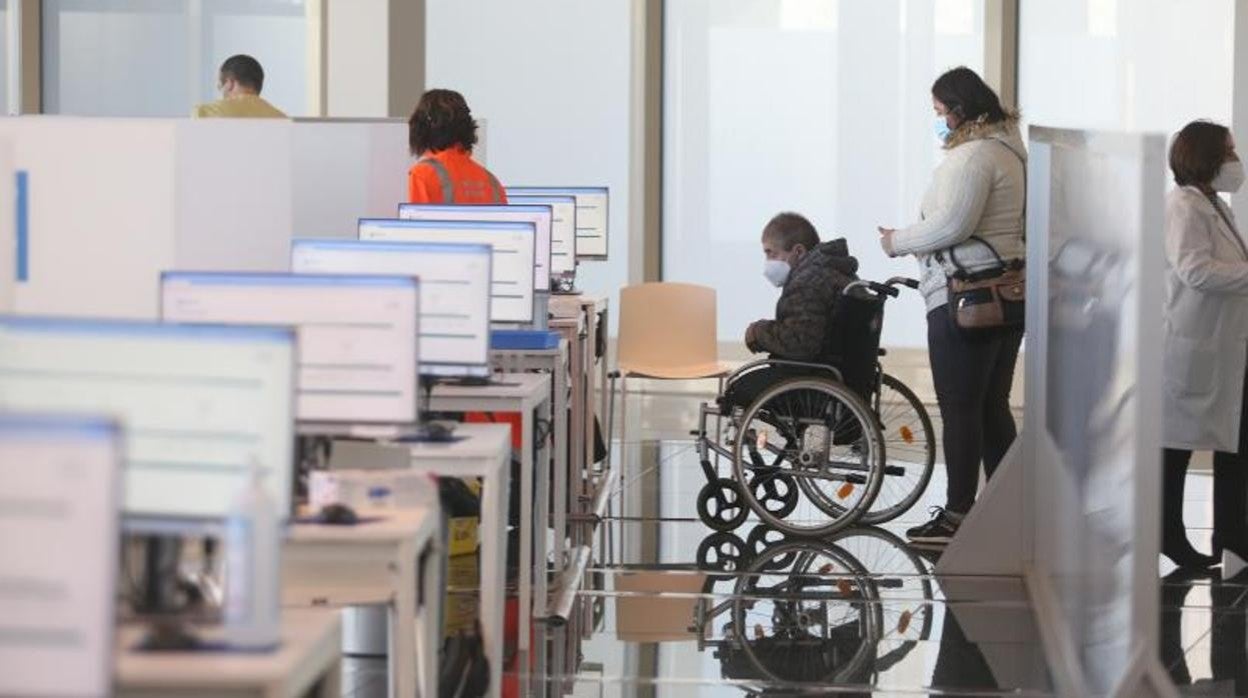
440,626,489,698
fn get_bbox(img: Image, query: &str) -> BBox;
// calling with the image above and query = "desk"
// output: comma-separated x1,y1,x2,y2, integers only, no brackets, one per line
331,423,511,697
428,374,551,659
283,509,440,698
116,609,341,698
491,340,571,568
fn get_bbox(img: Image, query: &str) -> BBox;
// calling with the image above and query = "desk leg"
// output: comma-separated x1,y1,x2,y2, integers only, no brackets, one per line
391,542,418,698
417,541,440,698
519,406,534,657
553,356,569,569
535,395,553,696
480,456,507,698
569,337,586,504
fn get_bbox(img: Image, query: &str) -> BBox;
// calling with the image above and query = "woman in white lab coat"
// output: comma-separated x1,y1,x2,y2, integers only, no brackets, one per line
1162,120,1248,569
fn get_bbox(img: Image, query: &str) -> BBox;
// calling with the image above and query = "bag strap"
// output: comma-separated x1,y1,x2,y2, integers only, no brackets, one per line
944,139,1027,274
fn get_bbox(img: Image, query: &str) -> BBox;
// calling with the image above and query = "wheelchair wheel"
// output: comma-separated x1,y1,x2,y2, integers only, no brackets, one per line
748,471,799,519
857,374,936,524
697,478,749,531
744,525,795,570
732,378,885,537
729,539,882,685
828,526,935,672
696,531,749,578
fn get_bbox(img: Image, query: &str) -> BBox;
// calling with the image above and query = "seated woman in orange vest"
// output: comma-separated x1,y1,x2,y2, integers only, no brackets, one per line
408,89,507,204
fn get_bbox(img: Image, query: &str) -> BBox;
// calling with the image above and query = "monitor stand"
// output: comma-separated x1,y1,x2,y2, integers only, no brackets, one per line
133,536,205,651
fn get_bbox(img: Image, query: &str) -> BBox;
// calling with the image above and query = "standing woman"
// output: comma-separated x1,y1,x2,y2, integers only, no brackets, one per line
408,89,507,204
1161,120,1248,569
878,67,1026,544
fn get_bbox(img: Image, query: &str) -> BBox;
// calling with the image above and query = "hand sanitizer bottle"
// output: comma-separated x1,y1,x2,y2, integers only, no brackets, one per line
224,462,281,649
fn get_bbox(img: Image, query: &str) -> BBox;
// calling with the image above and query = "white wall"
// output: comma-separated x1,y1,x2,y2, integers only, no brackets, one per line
426,0,633,325
326,0,390,117
663,0,986,348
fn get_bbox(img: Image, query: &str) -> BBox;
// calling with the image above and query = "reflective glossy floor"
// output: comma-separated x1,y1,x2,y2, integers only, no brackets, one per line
340,391,1245,697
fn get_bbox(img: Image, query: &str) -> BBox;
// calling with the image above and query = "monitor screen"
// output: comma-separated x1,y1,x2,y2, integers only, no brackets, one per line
358,218,535,324
160,272,420,426
291,239,493,379
0,317,296,533
505,186,609,260
397,203,554,291
0,413,120,698
504,195,577,275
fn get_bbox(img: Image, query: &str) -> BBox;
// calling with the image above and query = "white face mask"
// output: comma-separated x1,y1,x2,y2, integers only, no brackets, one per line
1213,159,1246,193
763,259,790,288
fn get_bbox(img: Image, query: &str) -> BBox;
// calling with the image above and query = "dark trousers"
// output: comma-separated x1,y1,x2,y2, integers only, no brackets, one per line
927,307,1024,515
1163,365,1248,552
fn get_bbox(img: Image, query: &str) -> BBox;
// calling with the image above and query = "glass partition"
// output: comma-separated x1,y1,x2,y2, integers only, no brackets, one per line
42,0,308,117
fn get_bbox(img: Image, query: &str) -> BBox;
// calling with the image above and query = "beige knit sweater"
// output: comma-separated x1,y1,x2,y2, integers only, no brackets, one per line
890,117,1027,312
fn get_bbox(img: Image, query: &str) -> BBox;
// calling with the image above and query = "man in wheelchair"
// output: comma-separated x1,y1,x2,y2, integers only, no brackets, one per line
728,212,860,409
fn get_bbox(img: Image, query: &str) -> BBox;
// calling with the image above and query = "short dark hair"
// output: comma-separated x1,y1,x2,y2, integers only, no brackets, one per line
220,54,265,93
409,89,479,155
763,212,820,252
931,67,1007,125
1170,120,1230,188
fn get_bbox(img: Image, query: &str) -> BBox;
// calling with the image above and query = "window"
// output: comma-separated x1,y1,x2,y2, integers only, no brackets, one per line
663,0,986,348
42,0,308,117
426,0,633,328
1018,0,1233,135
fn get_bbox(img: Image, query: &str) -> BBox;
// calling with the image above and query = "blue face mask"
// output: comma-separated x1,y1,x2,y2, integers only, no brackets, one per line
935,116,953,144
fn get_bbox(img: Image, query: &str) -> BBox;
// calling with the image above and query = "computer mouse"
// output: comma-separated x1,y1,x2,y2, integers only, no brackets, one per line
317,503,358,525
423,421,456,442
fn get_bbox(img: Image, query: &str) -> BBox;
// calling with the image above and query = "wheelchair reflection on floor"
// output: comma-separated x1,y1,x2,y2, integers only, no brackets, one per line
694,277,936,537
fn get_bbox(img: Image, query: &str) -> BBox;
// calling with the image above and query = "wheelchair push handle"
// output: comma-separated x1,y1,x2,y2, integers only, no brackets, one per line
847,279,901,298
886,277,921,290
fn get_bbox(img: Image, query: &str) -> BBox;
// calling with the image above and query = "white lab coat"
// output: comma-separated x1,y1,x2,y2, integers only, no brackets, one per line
1163,185,1248,452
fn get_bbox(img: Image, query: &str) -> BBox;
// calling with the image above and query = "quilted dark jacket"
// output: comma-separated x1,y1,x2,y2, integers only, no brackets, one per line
748,238,860,361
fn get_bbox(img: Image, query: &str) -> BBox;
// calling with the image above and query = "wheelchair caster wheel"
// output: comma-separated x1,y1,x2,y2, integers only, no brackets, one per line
696,531,748,576
697,478,750,532
748,472,799,519
745,525,796,569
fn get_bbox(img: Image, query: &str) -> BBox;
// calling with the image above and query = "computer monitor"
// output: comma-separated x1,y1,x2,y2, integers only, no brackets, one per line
505,194,578,278
291,239,493,379
0,316,296,534
160,272,420,427
0,413,121,698
397,203,554,292
358,218,535,324
505,186,609,260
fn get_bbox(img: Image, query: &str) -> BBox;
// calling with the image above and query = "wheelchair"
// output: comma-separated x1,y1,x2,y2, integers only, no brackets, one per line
694,277,935,538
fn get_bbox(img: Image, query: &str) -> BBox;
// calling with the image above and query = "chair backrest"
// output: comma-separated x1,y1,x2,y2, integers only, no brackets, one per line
618,282,721,379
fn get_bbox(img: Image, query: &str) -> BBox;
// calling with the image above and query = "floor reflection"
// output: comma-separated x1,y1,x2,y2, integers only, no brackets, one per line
525,432,1055,697
494,390,1240,697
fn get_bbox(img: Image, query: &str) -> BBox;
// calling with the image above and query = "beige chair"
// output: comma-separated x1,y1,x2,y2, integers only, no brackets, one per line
617,282,729,379
607,284,732,552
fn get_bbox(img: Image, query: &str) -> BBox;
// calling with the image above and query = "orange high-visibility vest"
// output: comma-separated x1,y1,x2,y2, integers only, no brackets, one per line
408,146,507,204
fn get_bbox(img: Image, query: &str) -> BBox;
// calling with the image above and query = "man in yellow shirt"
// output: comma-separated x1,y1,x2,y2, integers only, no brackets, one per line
193,55,287,119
